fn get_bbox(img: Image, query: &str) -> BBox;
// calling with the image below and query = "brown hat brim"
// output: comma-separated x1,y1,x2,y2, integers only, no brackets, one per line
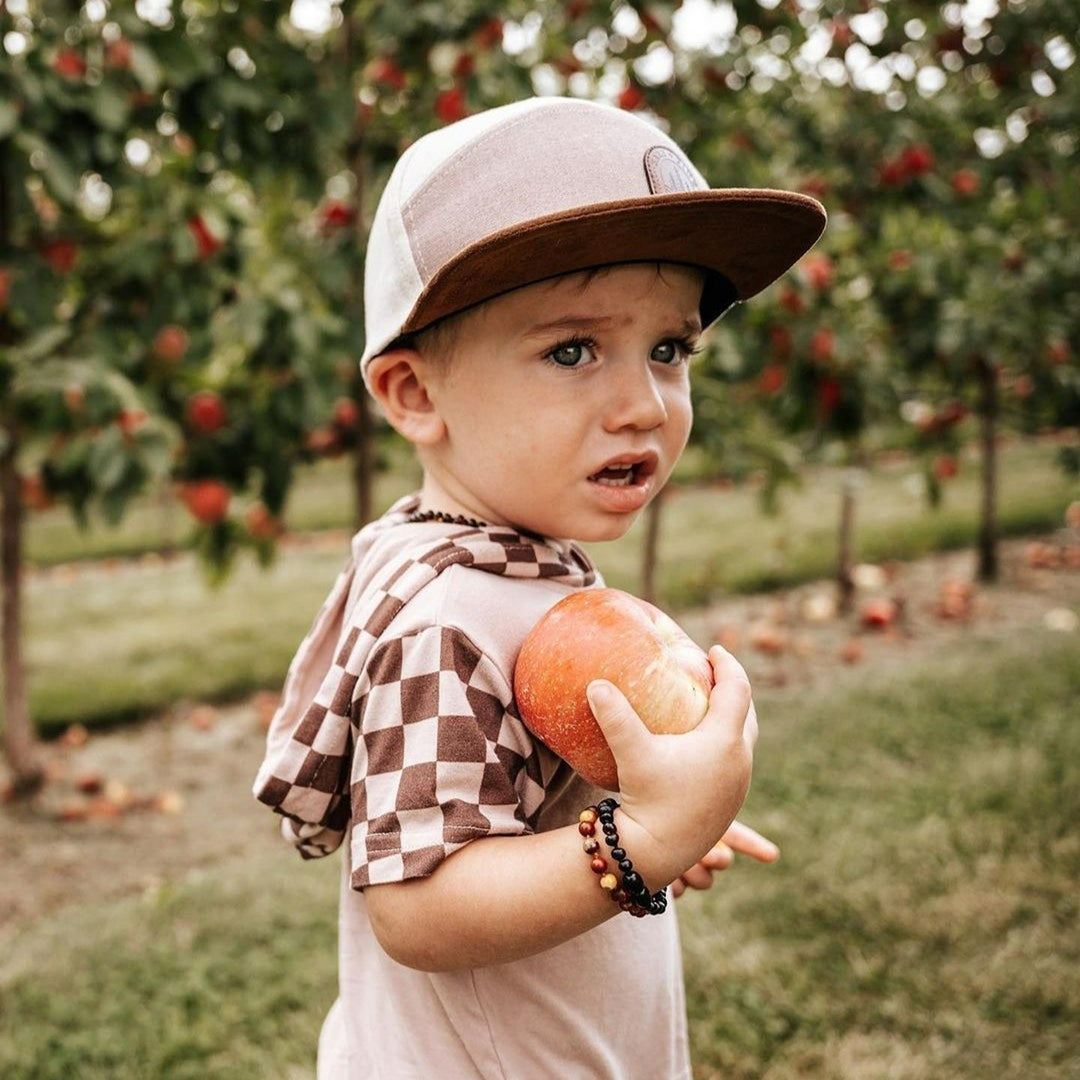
400,188,826,336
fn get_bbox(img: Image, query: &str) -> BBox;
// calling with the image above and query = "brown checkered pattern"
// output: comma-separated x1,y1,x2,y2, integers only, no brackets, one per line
253,499,596,886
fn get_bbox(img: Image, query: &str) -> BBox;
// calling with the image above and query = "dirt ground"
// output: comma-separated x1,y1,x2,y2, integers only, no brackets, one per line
2,532,1078,950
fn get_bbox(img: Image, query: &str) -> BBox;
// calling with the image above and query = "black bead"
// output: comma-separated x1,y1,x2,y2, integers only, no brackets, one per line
597,798,617,814
621,870,643,893
611,847,626,861
619,859,633,873
601,821,617,835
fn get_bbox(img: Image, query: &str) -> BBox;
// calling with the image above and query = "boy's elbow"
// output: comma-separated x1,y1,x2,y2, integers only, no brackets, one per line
364,881,455,973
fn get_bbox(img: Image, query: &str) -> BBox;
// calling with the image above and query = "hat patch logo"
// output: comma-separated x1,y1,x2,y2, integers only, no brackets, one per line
644,146,699,195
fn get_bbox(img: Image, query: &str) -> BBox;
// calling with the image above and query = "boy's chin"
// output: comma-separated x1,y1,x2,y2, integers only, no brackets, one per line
546,513,643,545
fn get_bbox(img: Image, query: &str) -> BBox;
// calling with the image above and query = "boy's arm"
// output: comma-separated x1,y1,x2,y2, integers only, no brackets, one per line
363,645,756,972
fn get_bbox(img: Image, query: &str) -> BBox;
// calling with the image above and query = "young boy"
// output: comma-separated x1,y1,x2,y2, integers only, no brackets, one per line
255,96,825,1078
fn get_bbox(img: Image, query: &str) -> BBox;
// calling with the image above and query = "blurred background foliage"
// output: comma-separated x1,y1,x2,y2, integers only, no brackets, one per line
1,0,1077,783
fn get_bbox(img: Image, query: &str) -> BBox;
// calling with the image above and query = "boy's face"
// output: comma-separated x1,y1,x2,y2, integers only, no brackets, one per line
416,262,703,543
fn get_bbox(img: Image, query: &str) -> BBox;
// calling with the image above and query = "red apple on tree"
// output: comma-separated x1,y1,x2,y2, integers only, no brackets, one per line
185,390,228,433
434,87,468,124
152,324,189,365
332,396,360,429
617,84,645,111
180,479,231,525
513,588,713,790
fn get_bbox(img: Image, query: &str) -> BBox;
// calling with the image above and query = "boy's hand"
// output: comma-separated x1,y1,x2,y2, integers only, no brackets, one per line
669,820,780,898
586,645,758,888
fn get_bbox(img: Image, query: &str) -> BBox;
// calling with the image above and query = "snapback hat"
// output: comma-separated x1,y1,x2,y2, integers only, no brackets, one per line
360,95,826,376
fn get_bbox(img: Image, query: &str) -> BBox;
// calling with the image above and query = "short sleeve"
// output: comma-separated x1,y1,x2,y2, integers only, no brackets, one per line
348,624,546,889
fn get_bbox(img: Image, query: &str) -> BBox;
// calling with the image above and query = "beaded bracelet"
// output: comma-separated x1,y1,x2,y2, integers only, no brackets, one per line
578,798,668,917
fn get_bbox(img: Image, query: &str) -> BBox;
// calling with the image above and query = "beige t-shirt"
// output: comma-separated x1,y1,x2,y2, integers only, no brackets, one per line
266,502,691,1079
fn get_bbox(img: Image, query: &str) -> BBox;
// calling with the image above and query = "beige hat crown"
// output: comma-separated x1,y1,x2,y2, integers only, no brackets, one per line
361,96,826,373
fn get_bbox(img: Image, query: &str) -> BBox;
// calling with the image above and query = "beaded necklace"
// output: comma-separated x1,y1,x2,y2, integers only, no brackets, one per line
406,509,489,529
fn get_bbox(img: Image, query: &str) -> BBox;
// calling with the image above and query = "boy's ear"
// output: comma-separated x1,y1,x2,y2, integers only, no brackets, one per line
365,348,446,446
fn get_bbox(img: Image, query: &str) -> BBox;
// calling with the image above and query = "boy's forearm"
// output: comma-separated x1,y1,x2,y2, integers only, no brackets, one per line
363,812,681,973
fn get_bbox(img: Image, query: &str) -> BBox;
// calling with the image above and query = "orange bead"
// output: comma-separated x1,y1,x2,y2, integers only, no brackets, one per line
590,857,608,874
578,821,595,837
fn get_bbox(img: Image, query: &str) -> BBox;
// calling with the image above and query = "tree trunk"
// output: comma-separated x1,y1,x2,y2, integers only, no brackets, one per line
0,429,43,797
836,477,857,615
0,131,43,796
343,13,376,529
641,487,666,604
976,357,1000,582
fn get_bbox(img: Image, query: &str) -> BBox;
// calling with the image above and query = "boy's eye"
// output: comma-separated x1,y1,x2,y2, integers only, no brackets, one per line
651,338,696,364
546,340,595,368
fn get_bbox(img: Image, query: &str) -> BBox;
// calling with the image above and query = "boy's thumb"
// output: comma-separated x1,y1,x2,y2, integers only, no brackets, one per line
586,679,643,758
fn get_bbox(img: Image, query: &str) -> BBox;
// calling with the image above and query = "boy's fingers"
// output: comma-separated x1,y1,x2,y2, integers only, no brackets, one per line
699,842,734,870
586,679,646,760
703,645,754,734
720,820,781,863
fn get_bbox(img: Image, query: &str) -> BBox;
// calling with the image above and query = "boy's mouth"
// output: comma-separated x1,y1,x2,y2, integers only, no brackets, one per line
588,455,657,487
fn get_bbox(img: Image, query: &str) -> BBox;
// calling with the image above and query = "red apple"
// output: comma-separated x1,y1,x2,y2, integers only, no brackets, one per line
39,238,79,274
778,286,805,315
758,363,787,396
951,168,980,197
332,396,360,429
188,214,223,260
434,87,468,124
185,390,227,433
245,502,283,541
369,57,406,91
180,479,230,524
513,588,713,791
152,324,189,364
319,200,356,232
801,253,834,291
860,597,899,629
52,48,87,80
811,326,835,364
900,142,935,177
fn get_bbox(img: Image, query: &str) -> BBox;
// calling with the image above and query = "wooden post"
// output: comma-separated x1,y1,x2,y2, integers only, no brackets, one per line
836,475,857,615
0,428,43,796
976,356,1000,582
0,136,44,795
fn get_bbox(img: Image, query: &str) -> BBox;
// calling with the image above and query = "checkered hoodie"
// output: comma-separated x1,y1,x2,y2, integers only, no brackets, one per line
252,495,596,885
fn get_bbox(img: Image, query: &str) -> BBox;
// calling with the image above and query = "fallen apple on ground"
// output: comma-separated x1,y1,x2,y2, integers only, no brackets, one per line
513,588,713,790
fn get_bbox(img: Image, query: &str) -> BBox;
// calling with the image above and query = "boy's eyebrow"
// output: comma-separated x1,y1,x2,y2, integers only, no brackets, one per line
521,314,703,338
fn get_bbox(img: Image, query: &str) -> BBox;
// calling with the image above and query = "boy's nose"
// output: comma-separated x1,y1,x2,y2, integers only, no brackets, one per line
602,364,669,432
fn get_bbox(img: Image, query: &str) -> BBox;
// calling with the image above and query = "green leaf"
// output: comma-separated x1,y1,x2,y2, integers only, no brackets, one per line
87,428,130,492
129,43,165,94
90,81,131,131
7,326,72,371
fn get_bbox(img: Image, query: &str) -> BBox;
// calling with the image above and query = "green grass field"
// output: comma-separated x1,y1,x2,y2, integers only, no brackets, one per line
19,437,1079,736
2,630,1076,1079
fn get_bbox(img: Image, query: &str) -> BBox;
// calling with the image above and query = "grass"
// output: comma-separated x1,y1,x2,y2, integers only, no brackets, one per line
680,630,1080,1079
2,630,1077,1078
0,856,340,1080
24,546,350,737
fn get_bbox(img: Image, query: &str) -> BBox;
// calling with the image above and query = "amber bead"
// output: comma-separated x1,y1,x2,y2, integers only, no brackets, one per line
578,807,598,825
599,873,618,891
